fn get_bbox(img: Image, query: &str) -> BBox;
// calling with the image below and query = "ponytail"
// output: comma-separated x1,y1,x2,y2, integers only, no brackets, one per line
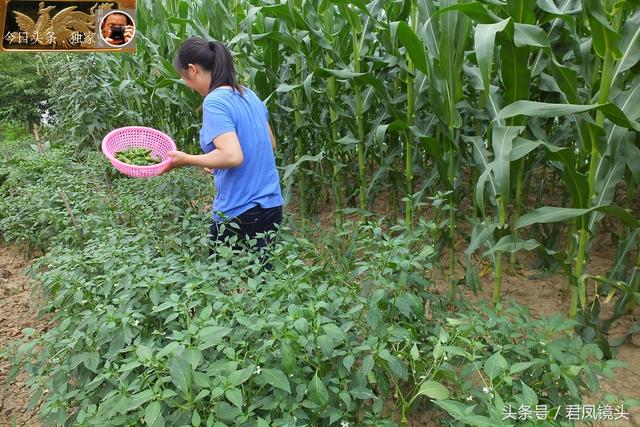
173,36,243,95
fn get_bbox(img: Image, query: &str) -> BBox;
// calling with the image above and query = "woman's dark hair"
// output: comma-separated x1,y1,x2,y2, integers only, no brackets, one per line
173,37,243,95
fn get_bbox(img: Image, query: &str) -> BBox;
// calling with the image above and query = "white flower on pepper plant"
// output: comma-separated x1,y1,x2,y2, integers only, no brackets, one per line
466,396,473,401
341,421,349,427
254,366,262,375
482,387,491,394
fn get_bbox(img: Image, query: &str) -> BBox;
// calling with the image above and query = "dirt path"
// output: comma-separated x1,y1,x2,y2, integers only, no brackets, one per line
0,245,51,427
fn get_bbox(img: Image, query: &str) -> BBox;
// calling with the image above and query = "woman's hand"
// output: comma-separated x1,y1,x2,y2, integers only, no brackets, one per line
166,150,190,171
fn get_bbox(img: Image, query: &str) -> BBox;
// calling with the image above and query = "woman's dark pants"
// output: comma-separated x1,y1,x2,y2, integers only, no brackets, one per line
208,205,283,260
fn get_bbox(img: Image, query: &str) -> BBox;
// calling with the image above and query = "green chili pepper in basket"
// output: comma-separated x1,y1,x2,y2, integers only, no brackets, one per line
114,148,162,166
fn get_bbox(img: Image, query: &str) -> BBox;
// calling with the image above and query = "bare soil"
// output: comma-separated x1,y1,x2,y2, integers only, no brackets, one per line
0,245,52,427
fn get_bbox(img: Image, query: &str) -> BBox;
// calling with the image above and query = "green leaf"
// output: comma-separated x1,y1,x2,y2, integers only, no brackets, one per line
379,349,408,381
467,135,497,212
410,344,420,361
510,361,538,375
515,205,639,229
308,372,329,407
612,10,640,84
536,0,578,15
588,157,625,232
83,352,100,372
620,138,640,183
465,221,498,263
322,323,347,343
394,292,424,319
393,21,429,75
434,400,494,427
497,100,597,118
229,366,254,387
483,352,508,380
275,83,302,93
417,380,450,400
343,354,355,371
474,18,511,91
26,388,42,412
583,0,622,59
136,344,154,361
495,101,640,132
281,152,325,182
484,235,542,256
260,368,291,394
250,31,300,51
432,2,499,25
520,381,538,406
607,80,640,151
157,341,181,359
491,126,523,200
197,326,232,350
327,0,369,14
360,354,374,376
516,206,592,228
225,387,243,409
513,23,550,48
192,409,201,427
126,389,155,412
280,340,296,374
366,306,383,332
293,318,308,334
318,334,336,357
339,390,352,407
313,68,392,103
509,136,562,161
144,401,164,427
169,352,192,397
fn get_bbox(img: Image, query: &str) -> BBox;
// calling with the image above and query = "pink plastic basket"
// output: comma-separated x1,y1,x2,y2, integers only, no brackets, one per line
102,126,176,178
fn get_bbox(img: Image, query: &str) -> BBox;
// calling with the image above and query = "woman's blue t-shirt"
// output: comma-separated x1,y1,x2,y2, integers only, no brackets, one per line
199,86,284,222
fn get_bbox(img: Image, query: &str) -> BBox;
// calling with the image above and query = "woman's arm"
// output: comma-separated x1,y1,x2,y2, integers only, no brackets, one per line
167,132,243,170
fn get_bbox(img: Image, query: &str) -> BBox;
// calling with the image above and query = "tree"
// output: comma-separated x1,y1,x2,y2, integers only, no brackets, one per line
0,53,49,134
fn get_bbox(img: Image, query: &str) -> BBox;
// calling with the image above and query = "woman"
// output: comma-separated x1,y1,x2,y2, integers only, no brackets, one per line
167,37,284,254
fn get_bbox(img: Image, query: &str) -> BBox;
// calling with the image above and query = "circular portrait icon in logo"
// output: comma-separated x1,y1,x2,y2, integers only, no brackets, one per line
100,10,135,47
